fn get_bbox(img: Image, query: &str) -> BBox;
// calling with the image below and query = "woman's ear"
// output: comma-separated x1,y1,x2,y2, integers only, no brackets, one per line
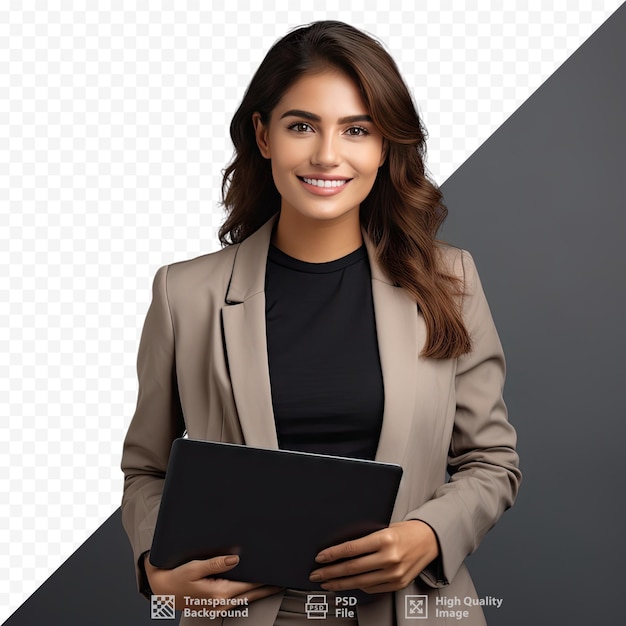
252,112,271,159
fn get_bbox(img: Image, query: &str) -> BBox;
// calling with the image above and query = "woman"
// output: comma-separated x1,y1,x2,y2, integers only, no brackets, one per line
121,20,521,625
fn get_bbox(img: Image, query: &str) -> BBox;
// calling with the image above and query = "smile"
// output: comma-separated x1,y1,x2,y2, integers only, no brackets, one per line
299,176,350,188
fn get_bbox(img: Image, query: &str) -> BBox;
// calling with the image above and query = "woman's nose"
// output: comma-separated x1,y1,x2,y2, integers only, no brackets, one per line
310,134,340,167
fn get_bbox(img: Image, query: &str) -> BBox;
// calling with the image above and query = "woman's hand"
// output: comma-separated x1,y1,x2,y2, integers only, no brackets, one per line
144,552,283,608
308,520,439,594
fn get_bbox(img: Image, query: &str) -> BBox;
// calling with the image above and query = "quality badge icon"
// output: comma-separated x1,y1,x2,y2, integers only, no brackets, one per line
405,594,428,619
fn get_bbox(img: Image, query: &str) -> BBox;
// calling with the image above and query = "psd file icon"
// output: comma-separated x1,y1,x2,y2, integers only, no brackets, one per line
305,594,329,619
405,595,428,619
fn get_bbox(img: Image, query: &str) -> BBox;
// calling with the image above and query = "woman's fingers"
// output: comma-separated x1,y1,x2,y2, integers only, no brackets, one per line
309,521,440,593
310,552,384,583
315,532,384,565
145,552,283,604
183,554,241,580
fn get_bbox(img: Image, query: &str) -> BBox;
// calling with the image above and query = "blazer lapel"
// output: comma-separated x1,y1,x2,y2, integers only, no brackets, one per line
363,236,422,466
221,214,422,464
221,217,279,449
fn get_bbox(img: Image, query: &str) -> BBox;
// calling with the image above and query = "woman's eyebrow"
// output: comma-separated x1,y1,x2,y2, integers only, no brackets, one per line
279,109,373,124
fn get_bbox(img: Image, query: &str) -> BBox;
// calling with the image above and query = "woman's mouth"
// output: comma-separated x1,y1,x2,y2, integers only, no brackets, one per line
297,176,352,195
300,177,349,188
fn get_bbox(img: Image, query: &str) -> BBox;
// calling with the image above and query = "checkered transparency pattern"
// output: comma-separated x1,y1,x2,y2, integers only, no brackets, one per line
0,0,620,620
151,594,176,619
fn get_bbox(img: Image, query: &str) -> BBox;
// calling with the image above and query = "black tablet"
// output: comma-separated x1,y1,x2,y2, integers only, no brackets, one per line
149,438,403,590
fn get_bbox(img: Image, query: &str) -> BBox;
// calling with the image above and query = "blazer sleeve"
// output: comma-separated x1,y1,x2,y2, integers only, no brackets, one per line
120,265,186,594
406,250,522,587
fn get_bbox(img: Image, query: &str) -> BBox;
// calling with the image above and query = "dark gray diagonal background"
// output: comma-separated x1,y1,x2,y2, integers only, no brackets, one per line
4,4,625,625
440,3,626,623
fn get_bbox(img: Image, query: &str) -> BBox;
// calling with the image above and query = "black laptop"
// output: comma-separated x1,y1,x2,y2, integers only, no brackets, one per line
149,438,403,590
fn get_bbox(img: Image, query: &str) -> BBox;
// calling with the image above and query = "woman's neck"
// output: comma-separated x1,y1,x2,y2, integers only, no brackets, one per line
272,209,363,263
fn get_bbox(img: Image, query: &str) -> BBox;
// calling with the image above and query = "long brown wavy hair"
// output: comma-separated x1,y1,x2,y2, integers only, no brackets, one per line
219,21,471,358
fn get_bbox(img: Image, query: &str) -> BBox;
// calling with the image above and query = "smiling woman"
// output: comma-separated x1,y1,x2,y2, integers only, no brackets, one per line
121,20,521,626
220,22,472,358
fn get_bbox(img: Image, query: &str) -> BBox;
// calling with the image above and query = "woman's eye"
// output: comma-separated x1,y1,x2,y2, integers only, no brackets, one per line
346,126,369,137
288,122,313,133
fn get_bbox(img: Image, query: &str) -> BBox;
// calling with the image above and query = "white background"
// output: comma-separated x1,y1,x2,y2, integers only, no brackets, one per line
1,1,622,620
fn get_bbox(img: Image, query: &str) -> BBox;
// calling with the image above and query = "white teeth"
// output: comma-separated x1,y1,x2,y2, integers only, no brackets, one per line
302,177,348,188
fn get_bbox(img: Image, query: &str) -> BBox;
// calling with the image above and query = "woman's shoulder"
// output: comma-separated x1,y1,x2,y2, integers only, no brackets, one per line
435,242,473,278
152,244,241,301
167,243,239,274
150,216,276,302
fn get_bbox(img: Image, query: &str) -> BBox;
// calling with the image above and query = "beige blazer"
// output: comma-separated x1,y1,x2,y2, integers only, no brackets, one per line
121,214,521,625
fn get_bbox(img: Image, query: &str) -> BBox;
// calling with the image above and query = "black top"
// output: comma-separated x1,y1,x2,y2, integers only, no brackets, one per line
265,244,384,460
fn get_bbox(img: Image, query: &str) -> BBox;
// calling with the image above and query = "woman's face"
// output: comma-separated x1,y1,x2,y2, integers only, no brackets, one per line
253,69,386,227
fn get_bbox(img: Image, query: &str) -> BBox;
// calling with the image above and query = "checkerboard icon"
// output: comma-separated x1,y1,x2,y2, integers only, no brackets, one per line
405,595,428,619
151,595,176,619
